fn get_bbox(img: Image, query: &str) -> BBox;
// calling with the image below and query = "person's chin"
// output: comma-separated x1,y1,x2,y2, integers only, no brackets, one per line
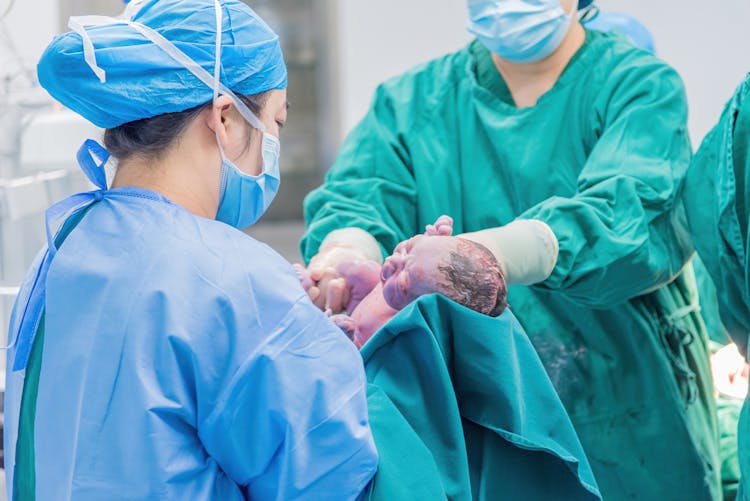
382,281,405,310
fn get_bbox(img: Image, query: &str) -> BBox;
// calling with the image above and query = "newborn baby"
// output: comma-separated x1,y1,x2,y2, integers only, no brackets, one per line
295,216,507,348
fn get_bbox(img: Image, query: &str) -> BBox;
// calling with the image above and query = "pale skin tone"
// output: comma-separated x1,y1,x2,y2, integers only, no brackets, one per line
493,0,585,108
380,235,457,311
111,90,288,218
326,235,494,348
303,217,454,313
304,0,582,312
297,216,490,348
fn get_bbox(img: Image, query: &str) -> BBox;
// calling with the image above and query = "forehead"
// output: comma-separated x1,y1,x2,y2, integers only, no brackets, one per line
408,235,459,256
269,89,287,104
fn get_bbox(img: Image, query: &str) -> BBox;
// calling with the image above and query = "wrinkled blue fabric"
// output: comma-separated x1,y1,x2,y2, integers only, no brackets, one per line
37,0,287,128
216,132,281,229
4,186,377,500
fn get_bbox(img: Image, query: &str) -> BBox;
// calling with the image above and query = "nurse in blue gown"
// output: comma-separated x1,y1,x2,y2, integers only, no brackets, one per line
3,0,378,499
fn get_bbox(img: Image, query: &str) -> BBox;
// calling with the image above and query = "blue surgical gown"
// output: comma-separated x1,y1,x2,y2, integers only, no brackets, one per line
4,187,378,500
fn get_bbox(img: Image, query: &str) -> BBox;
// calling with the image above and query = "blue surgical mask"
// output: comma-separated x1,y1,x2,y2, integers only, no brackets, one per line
215,131,281,229
467,0,574,63
208,0,281,229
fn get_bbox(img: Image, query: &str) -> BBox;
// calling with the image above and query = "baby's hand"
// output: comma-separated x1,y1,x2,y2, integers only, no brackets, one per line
425,215,454,236
331,314,358,341
336,260,382,314
292,263,314,291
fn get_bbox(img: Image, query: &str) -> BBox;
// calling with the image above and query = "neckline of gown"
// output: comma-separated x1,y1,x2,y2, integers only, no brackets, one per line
103,185,175,204
467,29,603,113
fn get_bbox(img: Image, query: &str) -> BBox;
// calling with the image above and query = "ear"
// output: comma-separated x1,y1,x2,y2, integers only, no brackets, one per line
205,95,234,150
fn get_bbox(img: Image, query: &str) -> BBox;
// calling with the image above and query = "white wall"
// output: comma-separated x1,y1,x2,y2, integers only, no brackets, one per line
332,0,471,142
597,0,750,146
0,0,58,87
330,0,750,147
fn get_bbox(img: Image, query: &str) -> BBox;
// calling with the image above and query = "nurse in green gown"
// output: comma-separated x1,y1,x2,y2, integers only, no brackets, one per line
684,74,750,500
301,0,721,499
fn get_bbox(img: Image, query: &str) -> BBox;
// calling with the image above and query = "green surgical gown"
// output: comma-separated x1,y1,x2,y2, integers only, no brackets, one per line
303,30,720,500
363,294,600,500
694,256,732,344
684,74,750,501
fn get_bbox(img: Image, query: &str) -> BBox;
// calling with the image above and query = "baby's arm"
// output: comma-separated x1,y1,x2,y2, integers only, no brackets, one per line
292,263,315,292
330,314,359,341
335,260,382,314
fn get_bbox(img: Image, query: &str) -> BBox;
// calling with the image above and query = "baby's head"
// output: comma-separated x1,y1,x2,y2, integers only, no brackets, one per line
381,235,507,316
436,239,508,316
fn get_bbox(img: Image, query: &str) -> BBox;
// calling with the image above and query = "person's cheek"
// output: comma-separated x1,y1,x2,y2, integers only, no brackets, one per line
399,272,412,301
381,278,399,309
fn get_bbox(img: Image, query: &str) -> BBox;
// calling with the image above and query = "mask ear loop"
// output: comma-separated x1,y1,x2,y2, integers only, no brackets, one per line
211,0,269,190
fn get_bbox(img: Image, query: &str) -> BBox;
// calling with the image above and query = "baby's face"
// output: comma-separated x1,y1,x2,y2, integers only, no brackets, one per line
380,235,459,310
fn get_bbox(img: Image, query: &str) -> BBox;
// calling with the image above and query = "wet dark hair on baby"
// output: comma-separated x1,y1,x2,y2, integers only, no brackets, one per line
437,239,508,317
103,92,270,161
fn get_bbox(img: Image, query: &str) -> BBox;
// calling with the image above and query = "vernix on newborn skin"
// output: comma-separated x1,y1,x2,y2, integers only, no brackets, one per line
294,216,507,348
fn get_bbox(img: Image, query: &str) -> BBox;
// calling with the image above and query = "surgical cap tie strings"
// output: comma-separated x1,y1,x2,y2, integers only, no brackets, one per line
67,13,266,132
213,0,222,103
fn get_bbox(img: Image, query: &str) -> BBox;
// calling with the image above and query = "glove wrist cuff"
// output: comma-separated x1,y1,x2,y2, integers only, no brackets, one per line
460,220,559,286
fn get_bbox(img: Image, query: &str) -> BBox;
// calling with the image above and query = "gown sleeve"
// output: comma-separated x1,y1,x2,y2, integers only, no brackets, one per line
301,83,419,263
199,297,378,500
685,75,750,354
522,57,695,306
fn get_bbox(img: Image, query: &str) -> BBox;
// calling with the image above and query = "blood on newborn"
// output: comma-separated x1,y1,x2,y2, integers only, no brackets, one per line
435,239,508,317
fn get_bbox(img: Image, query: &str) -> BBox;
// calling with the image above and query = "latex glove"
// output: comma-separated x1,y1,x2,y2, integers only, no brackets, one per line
304,228,383,313
460,219,558,286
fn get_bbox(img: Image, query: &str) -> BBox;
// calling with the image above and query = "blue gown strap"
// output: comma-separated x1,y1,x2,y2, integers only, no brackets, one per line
10,139,110,370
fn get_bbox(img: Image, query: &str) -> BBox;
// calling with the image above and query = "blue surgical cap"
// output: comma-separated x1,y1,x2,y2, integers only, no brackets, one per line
38,0,287,129
585,12,655,54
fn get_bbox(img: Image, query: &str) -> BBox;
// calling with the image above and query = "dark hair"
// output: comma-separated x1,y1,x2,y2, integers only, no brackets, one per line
437,240,508,317
103,92,270,161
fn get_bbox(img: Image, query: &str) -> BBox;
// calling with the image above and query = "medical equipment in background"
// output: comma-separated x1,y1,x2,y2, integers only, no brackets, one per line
0,0,100,384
